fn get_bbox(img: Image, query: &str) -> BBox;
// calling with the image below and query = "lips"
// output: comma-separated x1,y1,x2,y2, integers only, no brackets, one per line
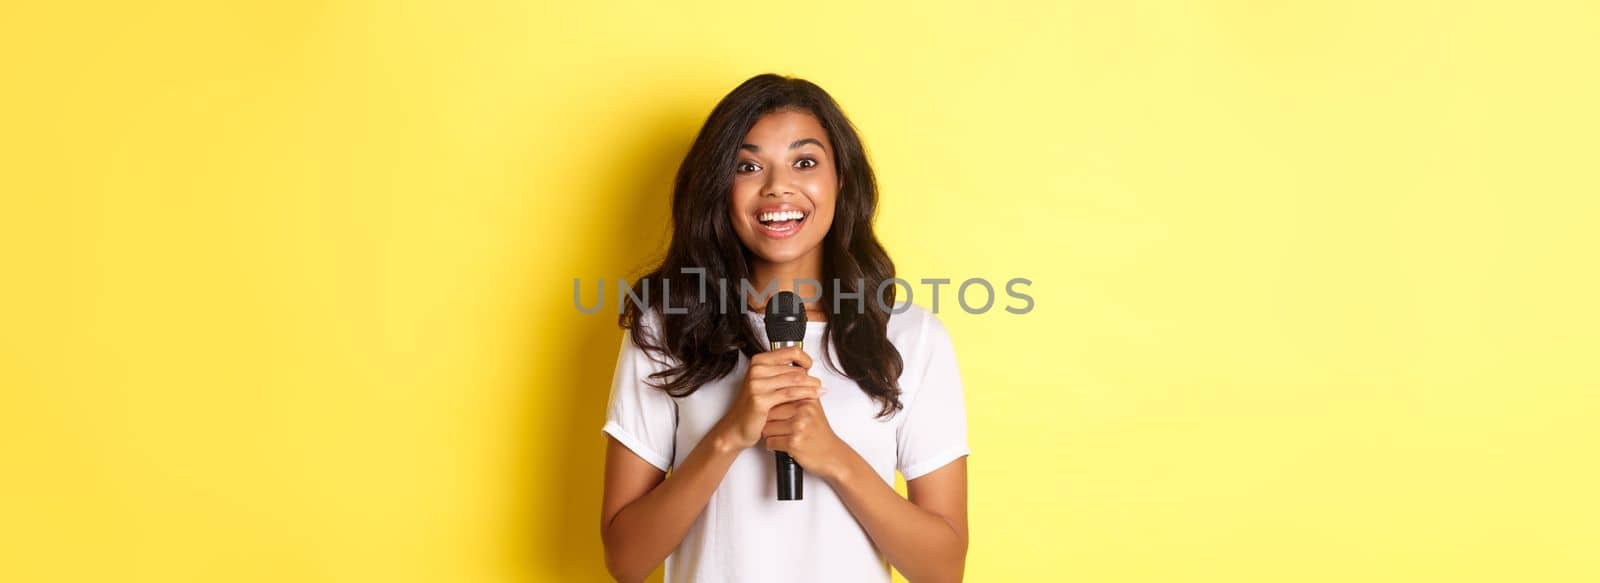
753,205,809,239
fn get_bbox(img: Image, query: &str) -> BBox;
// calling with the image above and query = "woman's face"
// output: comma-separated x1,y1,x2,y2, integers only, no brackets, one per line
729,108,837,267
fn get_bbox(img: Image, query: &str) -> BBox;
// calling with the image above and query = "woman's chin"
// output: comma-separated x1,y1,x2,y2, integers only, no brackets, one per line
748,241,819,267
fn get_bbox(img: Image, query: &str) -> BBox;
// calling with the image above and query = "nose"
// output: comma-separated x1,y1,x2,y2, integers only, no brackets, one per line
762,164,799,198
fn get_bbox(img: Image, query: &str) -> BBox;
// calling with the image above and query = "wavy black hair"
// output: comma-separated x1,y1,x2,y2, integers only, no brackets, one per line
619,73,904,418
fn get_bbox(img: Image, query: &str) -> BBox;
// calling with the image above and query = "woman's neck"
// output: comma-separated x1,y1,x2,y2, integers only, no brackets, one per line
749,253,828,320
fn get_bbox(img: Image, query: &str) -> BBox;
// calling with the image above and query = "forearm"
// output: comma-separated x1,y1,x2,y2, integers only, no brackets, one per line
603,423,742,582
825,449,967,582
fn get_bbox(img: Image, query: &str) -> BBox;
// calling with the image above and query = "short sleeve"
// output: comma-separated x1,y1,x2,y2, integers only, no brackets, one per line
895,311,971,480
600,317,678,473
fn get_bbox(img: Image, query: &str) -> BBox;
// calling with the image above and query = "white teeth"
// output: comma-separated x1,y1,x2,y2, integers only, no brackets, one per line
758,210,805,222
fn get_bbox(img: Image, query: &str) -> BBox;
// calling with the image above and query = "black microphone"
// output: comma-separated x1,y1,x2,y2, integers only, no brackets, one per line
763,291,807,501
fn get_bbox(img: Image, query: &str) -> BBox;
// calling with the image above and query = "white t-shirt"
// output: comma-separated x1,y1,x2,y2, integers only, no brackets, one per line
601,303,970,582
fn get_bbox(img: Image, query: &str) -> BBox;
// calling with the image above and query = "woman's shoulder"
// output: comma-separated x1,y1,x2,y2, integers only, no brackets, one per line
620,305,671,363
885,302,953,352
884,303,962,408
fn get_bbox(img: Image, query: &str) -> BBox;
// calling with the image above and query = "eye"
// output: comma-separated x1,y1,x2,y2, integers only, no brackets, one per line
736,161,761,174
795,158,818,170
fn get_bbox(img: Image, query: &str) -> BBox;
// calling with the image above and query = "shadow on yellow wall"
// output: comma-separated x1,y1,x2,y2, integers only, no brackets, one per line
514,103,681,581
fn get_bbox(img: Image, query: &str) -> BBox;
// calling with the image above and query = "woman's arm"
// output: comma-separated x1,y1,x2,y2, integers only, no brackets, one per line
599,421,742,582
825,451,969,582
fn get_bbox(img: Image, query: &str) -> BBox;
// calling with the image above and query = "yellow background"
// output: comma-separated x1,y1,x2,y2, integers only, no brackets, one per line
3,1,1597,581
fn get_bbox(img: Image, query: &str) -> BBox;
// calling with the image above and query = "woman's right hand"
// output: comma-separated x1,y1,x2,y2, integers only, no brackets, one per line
718,346,825,449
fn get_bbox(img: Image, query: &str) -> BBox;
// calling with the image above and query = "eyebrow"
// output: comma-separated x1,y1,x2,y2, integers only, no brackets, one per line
739,138,826,153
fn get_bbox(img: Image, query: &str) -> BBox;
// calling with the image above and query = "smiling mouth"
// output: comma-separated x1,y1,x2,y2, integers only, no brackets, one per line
756,209,808,237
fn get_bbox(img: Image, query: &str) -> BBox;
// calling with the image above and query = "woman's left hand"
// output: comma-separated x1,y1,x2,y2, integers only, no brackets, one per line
761,395,849,482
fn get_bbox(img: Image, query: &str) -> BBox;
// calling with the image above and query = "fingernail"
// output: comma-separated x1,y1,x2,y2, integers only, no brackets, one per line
819,388,829,395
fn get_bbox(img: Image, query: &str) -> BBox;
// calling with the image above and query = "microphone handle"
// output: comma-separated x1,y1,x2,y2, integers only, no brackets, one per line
770,339,804,501
776,452,802,501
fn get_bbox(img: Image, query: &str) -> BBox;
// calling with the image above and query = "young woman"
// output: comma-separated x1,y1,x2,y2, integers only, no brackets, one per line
600,74,970,582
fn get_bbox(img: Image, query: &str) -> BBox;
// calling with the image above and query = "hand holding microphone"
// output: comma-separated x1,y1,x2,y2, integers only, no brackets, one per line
717,345,822,452
713,291,843,501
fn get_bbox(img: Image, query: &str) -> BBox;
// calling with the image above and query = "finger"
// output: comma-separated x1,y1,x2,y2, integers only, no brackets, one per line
771,385,822,405
752,371,821,394
748,363,802,380
751,346,812,370
765,435,792,452
761,419,793,437
767,402,799,420
758,388,810,411
782,347,813,370
748,346,797,367
754,385,820,411
776,390,828,415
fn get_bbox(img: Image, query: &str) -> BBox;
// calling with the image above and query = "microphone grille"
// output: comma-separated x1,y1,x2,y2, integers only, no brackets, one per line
763,291,807,343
